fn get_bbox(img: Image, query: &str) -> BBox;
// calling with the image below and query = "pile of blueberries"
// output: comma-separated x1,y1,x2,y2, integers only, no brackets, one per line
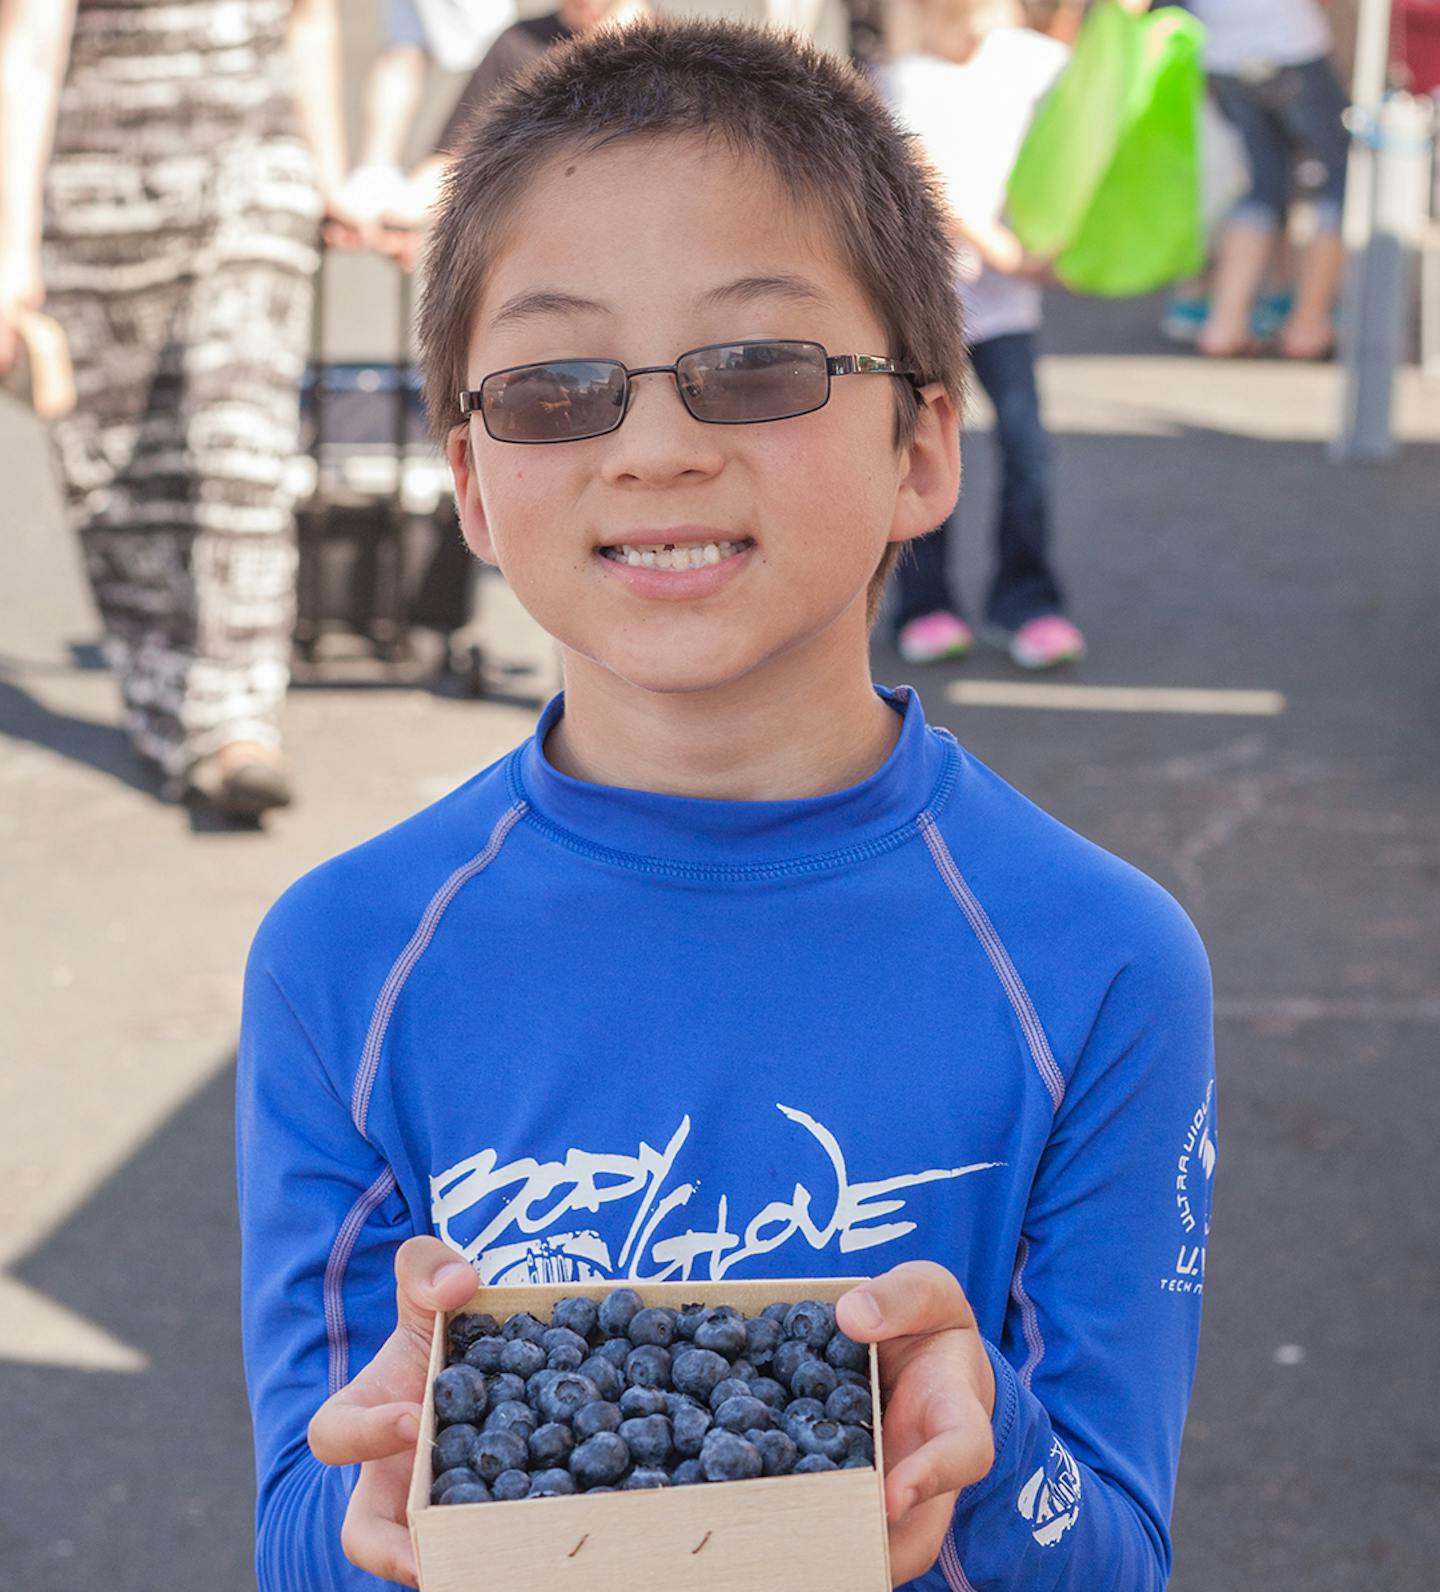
430,1290,876,1505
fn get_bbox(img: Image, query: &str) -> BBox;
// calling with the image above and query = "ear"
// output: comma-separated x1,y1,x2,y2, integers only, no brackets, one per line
446,424,499,566
888,383,961,547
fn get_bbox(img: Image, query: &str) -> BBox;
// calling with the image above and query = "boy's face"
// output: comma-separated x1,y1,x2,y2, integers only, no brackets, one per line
449,138,958,702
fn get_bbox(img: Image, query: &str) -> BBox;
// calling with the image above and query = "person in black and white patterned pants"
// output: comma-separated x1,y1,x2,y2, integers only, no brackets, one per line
0,0,353,818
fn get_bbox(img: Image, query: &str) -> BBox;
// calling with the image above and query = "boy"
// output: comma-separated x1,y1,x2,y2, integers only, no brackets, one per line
238,19,1215,1592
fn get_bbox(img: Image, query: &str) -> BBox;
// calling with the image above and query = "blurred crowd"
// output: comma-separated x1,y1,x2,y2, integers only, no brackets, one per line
0,0,1428,823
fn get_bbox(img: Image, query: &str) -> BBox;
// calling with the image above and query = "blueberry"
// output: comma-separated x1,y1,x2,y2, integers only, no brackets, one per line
462,1337,506,1375
674,1303,708,1340
543,1326,590,1361
826,1385,874,1426
570,1432,630,1489
432,1423,480,1476
693,1311,748,1358
699,1428,763,1482
836,1368,872,1389
528,1421,575,1468
748,1428,799,1476
486,1372,526,1408
671,1401,712,1457
472,1427,528,1481
547,1342,585,1372
538,1372,601,1424
844,1425,875,1463
714,1395,773,1434
744,1316,784,1367
621,1467,673,1489
573,1399,623,1439
627,1306,678,1348
783,1300,836,1352
597,1288,642,1338
483,1399,537,1437
433,1365,488,1428
761,1301,792,1324
708,1377,752,1413
526,1368,561,1403
430,1465,481,1504
710,1305,744,1320
794,1453,839,1473
552,1296,599,1340
502,1311,548,1346
446,1312,497,1359
624,1344,672,1390
782,1399,826,1443
492,1468,532,1501
672,1347,730,1400
794,1418,850,1464
530,1467,578,1496
618,1413,672,1469
772,1340,815,1390
619,1385,668,1418
825,1329,869,1374
664,1390,705,1418
500,1339,546,1379
438,1481,493,1504
578,1356,624,1403
749,1377,788,1412
843,1452,874,1469
595,1338,634,1369
672,1458,705,1485
728,1358,759,1383
790,1358,839,1403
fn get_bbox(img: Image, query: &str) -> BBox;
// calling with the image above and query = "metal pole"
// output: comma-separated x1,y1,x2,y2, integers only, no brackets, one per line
1331,0,1436,460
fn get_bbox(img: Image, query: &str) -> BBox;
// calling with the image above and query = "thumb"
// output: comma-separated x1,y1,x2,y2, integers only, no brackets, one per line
393,1237,476,1358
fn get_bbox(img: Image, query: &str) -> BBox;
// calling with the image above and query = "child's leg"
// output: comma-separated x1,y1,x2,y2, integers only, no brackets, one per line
893,513,963,631
971,332,1063,631
1272,57,1350,358
1199,74,1290,355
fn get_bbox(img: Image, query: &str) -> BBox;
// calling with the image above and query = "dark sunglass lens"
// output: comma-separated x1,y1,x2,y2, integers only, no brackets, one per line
481,360,626,442
679,342,828,423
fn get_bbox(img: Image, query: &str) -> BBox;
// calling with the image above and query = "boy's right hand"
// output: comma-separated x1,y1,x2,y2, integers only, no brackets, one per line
308,1236,477,1587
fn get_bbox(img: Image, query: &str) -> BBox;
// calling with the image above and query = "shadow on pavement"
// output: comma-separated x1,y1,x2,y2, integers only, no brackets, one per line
3,1062,256,1592
0,675,156,797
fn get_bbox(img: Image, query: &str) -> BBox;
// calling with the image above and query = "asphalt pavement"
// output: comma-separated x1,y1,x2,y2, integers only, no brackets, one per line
3,256,1439,1592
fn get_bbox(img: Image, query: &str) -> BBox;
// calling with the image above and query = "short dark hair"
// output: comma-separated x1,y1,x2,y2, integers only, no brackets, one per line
419,18,965,623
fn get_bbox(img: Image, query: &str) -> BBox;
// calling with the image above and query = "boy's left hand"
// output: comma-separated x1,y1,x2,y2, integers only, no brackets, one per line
836,1261,997,1586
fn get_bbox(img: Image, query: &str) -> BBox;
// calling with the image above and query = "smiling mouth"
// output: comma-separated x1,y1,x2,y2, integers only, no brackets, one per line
597,538,755,570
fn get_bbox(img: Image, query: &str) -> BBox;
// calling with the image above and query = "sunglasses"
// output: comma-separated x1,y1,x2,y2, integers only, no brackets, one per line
458,338,919,445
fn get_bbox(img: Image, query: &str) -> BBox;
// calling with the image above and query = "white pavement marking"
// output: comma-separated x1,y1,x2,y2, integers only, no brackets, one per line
944,681,1287,716
0,1276,148,1372
1216,996,1440,1024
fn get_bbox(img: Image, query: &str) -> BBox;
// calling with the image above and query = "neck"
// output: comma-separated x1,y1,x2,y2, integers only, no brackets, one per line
544,618,901,802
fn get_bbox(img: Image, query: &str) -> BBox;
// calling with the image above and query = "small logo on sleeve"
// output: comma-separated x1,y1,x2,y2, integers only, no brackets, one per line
1162,1079,1216,1295
1016,1436,1082,1546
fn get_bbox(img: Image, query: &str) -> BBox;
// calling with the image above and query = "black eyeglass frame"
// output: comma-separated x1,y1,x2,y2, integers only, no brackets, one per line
457,339,921,444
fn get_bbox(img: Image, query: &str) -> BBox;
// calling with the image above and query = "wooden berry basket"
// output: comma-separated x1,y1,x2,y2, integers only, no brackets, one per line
407,1276,891,1592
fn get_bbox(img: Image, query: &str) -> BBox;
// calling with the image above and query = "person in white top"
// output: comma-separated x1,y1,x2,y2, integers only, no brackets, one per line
885,0,1086,671
1185,0,1350,359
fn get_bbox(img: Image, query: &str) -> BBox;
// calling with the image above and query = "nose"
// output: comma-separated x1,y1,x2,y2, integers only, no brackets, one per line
599,370,725,488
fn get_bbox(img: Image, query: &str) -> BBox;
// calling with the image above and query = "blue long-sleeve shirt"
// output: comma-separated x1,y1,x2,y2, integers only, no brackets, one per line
237,683,1216,1591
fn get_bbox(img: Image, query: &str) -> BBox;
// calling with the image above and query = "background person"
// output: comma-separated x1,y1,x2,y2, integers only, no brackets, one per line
1186,0,1350,360
0,0,354,819
885,0,1085,670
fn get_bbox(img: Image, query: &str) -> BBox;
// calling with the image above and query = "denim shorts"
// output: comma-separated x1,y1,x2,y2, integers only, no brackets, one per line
1210,55,1350,232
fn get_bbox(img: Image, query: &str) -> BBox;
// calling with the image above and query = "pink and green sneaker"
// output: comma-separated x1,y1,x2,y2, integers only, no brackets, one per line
1006,614,1086,670
896,611,975,664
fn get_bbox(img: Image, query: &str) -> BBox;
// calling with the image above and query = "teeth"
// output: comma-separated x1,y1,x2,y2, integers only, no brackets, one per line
602,539,751,568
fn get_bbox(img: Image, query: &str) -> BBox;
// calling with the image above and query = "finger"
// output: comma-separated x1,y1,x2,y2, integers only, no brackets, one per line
837,1260,976,1343
309,1398,422,1467
341,1486,419,1587
884,1398,994,1521
394,1237,476,1348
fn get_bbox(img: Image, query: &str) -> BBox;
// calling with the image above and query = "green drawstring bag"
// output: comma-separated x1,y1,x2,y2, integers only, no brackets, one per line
1006,2,1207,297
